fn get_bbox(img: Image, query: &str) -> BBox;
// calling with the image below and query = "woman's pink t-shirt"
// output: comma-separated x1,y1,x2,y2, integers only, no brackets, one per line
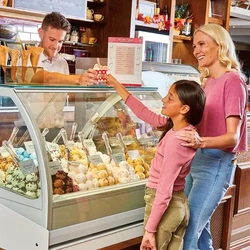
198,71,248,152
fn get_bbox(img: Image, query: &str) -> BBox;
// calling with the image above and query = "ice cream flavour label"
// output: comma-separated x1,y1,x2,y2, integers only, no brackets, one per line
46,142,61,154
24,141,35,154
112,153,126,165
0,146,10,158
49,161,63,175
83,139,96,149
127,150,140,161
67,141,75,149
88,154,103,165
19,159,37,175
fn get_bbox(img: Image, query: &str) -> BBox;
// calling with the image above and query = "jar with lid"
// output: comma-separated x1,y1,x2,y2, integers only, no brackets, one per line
65,33,70,41
181,20,192,36
70,30,79,43
80,28,88,44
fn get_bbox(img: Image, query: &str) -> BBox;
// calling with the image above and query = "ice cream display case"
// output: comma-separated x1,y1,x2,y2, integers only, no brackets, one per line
0,84,163,250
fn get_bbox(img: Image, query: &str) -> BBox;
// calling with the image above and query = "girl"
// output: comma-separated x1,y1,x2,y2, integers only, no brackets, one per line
104,74,206,250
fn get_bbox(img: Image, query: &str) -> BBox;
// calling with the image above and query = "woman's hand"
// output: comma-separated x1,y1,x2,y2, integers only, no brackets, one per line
140,231,156,250
78,68,98,86
175,127,204,149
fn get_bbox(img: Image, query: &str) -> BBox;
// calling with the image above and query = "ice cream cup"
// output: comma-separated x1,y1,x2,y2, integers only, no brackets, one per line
95,69,108,84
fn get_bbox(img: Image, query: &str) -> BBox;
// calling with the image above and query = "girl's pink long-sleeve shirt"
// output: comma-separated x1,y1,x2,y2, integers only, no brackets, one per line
125,95,196,233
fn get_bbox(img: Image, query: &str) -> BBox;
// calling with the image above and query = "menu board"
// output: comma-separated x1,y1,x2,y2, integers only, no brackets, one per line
14,0,85,19
107,37,143,86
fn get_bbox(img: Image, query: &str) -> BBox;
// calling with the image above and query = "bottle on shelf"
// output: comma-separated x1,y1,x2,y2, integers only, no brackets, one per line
80,27,88,44
135,0,139,19
146,44,153,62
163,5,168,21
181,20,192,36
155,0,160,15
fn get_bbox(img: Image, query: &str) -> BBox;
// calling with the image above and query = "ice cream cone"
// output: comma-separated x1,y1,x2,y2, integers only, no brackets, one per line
27,46,44,73
21,50,31,83
0,45,9,72
9,49,20,82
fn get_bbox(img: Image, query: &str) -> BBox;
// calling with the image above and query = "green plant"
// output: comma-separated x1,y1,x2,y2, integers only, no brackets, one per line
175,3,189,18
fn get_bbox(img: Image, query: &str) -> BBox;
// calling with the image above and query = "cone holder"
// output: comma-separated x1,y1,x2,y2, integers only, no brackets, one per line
0,65,43,84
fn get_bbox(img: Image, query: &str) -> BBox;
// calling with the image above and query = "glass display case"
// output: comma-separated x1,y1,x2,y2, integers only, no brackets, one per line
0,84,163,250
141,61,201,97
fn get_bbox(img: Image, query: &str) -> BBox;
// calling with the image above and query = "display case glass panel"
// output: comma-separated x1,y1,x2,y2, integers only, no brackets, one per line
0,85,163,232
0,95,41,200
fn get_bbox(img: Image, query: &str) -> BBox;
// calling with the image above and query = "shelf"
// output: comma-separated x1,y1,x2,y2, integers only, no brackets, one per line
87,0,106,5
173,35,192,43
208,17,223,26
63,41,100,47
0,6,44,22
0,6,95,23
135,20,159,29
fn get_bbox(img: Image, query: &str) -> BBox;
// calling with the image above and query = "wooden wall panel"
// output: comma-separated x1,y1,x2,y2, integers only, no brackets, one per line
172,42,198,66
234,164,250,214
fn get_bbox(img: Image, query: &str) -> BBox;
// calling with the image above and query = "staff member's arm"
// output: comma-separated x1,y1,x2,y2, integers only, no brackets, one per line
31,68,97,86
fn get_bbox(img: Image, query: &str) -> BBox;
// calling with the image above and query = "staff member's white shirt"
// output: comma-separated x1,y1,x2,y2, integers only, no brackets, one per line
38,52,69,75
25,52,70,129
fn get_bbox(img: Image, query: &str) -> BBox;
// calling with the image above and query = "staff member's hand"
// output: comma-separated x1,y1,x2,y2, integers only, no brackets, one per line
79,68,98,86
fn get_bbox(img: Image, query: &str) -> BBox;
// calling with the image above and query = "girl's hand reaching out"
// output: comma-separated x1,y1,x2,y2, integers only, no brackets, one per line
103,74,131,101
103,74,121,88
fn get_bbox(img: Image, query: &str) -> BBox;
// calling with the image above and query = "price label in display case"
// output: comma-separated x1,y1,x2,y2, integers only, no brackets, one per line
19,159,37,175
112,152,126,165
88,154,103,166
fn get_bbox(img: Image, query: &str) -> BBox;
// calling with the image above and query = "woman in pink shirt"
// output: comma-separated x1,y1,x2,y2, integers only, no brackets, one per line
175,24,248,250
104,75,206,250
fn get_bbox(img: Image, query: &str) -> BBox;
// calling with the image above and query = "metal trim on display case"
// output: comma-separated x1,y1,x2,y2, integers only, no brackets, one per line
50,207,144,247
11,86,158,93
51,221,143,249
142,61,200,75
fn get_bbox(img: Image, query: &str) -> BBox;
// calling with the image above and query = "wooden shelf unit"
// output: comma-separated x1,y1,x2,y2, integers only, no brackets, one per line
172,0,231,66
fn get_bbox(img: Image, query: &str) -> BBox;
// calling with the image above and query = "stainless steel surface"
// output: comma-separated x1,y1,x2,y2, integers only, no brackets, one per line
142,61,200,75
0,24,17,39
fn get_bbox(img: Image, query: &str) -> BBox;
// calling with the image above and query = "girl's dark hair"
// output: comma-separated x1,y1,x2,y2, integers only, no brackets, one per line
158,80,206,141
42,12,71,33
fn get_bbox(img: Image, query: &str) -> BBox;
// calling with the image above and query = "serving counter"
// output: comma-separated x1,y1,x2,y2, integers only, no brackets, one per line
0,84,163,249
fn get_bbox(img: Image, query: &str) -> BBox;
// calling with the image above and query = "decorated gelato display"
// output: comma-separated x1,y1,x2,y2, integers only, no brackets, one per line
0,143,40,199
0,83,162,204
0,91,161,202
0,81,170,250
44,129,151,195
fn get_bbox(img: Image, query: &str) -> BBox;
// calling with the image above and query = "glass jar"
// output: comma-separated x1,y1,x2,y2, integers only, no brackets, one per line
70,30,79,43
81,31,88,44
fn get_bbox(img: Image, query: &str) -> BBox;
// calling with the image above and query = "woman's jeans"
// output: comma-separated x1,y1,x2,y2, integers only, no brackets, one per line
183,148,236,250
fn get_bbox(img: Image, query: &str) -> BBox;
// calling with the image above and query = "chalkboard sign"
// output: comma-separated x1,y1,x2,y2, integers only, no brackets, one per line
14,0,86,19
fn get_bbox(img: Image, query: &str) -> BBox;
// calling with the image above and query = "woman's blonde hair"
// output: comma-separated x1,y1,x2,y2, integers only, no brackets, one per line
194,23,245,83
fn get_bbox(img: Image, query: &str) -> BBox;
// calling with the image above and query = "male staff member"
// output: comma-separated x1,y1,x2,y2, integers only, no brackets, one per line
31,11,96,85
